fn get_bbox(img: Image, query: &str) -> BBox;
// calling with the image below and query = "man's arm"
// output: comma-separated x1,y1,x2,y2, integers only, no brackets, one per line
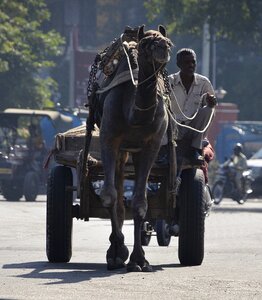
203,78,215,95
235,156,248,170
241,156,248,170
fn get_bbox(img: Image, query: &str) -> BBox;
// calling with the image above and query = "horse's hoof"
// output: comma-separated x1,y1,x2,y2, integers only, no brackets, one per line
126,262,142,272
141,263,153,272
126,259,153,272
107,258,126,271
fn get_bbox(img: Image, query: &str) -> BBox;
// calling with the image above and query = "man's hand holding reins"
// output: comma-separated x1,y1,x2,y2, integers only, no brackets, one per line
206,93,217,108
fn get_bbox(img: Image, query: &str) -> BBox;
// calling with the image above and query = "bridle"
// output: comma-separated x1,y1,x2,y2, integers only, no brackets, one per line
120,33,168,87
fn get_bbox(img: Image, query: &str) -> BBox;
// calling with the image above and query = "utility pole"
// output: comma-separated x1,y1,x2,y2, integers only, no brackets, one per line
68,28,75,108
211,31,217,89
201,21,210,78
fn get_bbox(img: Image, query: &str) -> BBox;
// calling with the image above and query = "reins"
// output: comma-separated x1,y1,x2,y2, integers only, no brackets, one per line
169,106,215,133
170,87,199,121
167,83,216,133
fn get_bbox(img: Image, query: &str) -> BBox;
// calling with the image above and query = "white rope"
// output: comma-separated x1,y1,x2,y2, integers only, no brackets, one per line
157,88,215,133
120,34,138,86
167,81,215,133
170,87,200,120
120,33,164,87
121,33,215,134
170,105,215,133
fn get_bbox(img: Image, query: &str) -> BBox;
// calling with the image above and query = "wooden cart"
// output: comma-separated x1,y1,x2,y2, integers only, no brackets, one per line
46,124,209,266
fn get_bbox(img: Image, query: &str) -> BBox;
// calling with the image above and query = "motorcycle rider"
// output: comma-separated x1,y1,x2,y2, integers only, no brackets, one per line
225,143,248,193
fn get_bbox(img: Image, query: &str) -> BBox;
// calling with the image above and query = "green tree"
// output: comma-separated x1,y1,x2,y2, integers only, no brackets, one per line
0,0,64,110
145,0,262,51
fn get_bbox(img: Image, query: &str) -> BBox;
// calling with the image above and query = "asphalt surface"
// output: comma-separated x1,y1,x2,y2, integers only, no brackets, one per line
0,195,262,300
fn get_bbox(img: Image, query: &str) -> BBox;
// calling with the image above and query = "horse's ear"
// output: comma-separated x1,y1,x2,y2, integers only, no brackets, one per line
158,25,166,37
138,24,145,41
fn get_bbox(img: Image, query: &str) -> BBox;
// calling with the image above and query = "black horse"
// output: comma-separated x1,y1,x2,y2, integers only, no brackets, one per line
95,25,173,272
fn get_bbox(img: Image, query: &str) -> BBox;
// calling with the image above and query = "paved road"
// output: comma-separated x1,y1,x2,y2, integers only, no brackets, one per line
0,195,262,300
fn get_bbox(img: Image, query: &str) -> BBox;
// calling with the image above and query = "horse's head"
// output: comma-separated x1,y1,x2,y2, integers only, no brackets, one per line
137,25,174,67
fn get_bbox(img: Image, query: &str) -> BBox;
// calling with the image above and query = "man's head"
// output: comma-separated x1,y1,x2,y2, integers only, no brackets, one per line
176,48,197,76
233,143,243,156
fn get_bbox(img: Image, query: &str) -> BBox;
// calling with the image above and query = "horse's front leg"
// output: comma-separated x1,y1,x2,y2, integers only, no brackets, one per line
99,139,129,270
127,149,158,272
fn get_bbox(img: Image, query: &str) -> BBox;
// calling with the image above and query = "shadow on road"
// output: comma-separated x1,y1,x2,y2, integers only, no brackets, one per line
3,261,183,283
3,261,124,284
212,206,262,213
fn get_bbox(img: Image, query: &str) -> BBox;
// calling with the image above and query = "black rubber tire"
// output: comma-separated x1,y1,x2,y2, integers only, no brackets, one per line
1,180,23,201
23,171,39,202
46,166,73,263
212,181,224,205
156,219,171,246
178,168,205,266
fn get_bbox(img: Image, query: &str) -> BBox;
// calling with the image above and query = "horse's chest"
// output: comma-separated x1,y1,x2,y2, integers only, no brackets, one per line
119,126,155,151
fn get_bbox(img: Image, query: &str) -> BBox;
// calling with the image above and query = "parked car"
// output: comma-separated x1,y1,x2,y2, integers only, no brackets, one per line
0,108,82,201
247,147,262,196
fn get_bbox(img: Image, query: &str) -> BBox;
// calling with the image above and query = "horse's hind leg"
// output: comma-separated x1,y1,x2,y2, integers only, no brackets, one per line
100,143,129,270
127,150,156,272
106,206,129,270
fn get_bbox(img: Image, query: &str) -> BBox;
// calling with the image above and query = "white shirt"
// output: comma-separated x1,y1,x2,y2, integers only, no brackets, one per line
168,72,215,124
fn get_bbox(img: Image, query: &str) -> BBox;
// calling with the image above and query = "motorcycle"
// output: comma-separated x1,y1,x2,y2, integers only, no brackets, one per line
211,162,254,205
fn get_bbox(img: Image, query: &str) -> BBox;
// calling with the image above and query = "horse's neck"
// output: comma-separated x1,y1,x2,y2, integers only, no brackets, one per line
135,64,158,109
127,63,159,127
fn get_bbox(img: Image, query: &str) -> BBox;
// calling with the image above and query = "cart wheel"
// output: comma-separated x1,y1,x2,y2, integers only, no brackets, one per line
178,168,205,266
156,219,171,246
1,179,23,201
141,222,152,246
211,181,224,205
24,171,39,202
46,165,73,263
